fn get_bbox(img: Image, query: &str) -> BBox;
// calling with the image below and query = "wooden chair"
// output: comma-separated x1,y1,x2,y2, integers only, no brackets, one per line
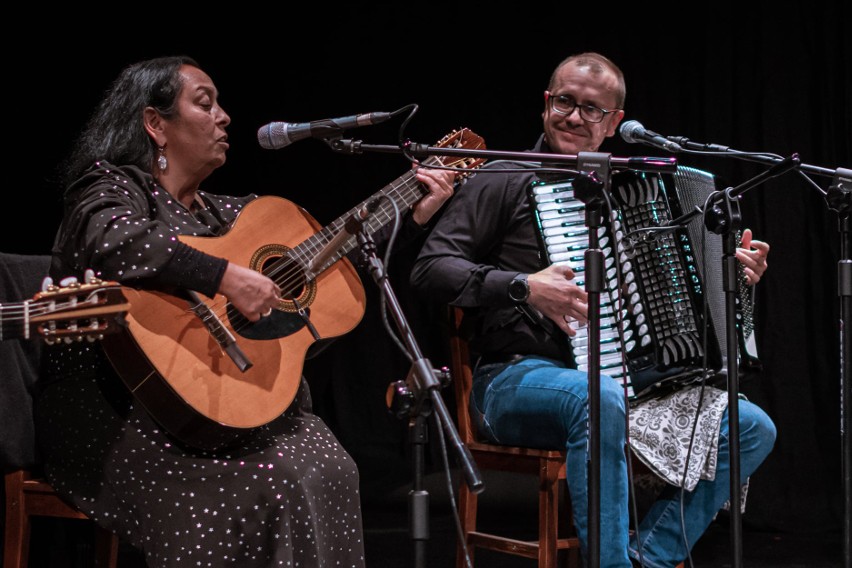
1,252,120,568
447,306,581,568
4,470,119,567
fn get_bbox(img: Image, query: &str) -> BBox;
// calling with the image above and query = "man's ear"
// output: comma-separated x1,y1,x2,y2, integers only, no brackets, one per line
606,109,625,138
143,107,166,147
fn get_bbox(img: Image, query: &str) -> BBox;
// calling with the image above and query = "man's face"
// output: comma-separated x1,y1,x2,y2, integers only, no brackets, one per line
542,61,624,155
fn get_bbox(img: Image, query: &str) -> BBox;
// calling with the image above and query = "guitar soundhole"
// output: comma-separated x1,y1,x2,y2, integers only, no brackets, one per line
268,257,317,314
250,246,318,314
230,247,318,340
278,261,307,304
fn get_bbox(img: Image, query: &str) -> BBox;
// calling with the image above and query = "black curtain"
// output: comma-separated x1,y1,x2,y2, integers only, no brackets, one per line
5,4,849,536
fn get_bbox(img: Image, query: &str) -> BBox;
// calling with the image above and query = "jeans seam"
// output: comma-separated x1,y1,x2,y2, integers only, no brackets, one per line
630,495,682,568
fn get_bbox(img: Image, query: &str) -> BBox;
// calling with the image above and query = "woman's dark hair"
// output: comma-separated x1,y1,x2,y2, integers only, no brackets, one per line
62,55,200,187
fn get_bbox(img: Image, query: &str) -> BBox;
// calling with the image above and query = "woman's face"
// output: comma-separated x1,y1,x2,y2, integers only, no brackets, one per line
161,65,231,180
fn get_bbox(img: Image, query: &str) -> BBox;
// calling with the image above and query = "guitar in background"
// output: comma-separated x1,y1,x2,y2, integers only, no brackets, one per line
0,270,128,344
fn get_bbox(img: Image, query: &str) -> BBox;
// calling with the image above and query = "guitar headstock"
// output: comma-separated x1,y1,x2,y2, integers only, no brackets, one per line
433,128,487,180
27,276,130,344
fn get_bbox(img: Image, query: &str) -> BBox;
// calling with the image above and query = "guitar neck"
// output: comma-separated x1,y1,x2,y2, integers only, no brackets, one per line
291,159,433,272
0,284,128,343
0,301,32,340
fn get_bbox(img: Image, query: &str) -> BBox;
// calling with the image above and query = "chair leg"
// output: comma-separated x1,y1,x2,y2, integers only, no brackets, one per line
4,471,31,568
538,461,561,568
94,525,120,568
457,480,477,568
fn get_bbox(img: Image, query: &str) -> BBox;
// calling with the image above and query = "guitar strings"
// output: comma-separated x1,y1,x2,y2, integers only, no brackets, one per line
0,296,104,320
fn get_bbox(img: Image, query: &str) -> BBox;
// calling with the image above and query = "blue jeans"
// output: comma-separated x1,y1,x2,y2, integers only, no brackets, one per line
471,356,776,568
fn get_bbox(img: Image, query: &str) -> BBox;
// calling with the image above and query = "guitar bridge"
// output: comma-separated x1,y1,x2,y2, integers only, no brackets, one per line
186,290,253,372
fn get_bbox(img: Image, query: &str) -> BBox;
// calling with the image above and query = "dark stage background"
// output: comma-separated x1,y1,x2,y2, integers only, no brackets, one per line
4,2,850,555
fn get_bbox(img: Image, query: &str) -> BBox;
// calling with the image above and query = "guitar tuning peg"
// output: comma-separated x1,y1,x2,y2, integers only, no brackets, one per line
40,276,55,292
59,276,80,288
84,268,96,284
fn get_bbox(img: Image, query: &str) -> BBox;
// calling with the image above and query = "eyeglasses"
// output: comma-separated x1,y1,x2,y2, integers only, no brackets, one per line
546,92,618,124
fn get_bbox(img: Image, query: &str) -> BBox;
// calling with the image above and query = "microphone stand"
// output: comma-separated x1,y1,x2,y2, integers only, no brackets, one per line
571,156,614,568
670,140,851,567
355,225,484,568
687,154,801,568
825,168,852,568
327,137,677,568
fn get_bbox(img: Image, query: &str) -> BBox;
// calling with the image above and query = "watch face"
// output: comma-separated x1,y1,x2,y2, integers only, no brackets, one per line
509,277,529,302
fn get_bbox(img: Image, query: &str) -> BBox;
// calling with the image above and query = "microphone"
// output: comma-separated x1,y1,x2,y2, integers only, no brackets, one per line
619,120,683,153
257,112,392,149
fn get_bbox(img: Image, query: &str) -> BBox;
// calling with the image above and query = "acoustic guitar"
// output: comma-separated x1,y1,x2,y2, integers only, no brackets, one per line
102,128,486,450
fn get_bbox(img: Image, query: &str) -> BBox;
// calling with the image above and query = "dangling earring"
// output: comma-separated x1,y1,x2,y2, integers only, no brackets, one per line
157,145,168,171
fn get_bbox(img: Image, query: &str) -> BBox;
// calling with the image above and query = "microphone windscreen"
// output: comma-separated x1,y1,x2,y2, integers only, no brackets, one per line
257,123,291,150
618,120,644,144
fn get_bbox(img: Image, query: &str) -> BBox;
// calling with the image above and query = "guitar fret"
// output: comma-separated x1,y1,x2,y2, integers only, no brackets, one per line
23,300,30,340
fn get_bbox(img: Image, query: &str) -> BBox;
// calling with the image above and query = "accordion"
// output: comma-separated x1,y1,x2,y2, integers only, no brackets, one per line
529,166,758,401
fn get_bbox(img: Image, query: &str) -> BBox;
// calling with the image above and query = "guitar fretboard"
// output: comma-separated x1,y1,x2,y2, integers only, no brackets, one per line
290,157,437,274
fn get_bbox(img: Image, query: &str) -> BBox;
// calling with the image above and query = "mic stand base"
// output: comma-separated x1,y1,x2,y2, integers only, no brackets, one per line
409,412,430,568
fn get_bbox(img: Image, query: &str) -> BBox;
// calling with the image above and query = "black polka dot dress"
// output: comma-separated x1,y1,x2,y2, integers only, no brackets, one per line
36,162,365,567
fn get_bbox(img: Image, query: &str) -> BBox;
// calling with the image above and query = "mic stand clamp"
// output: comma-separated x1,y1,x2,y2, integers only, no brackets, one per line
356,229,483,568
826,167,852,216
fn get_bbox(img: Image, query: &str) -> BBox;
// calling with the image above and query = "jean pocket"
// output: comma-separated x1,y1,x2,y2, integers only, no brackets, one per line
470,362,508,443
469,395,503,444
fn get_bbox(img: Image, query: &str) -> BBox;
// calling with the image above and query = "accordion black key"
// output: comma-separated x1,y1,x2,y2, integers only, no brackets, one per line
529,166,758,401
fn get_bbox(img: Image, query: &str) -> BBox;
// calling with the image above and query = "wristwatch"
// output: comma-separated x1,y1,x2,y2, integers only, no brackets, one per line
508,274,530,304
